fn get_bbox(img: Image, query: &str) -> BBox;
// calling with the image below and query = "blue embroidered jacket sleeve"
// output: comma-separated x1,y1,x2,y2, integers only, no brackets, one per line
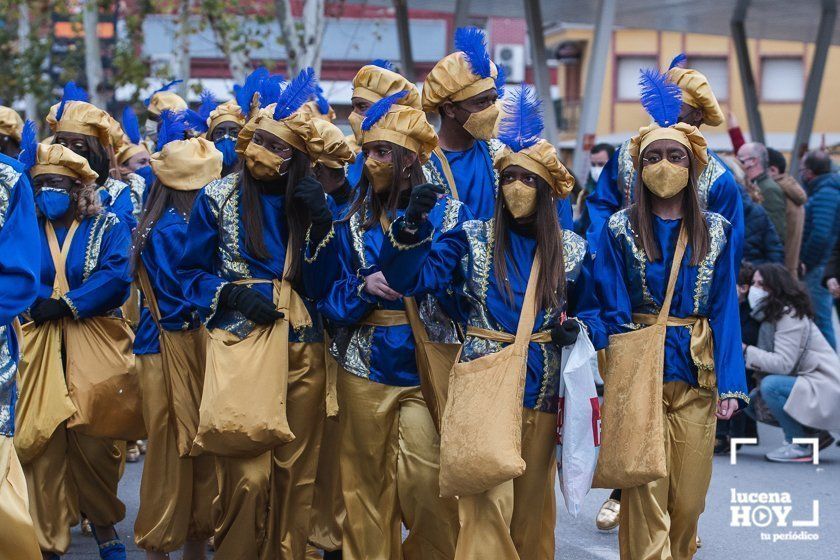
110,185,138,231
557,197,573,231
708,222,749,404
146,218,192,331
65,216,131,317
706,164,745,263
585,150,622,250
316,222,377,327
178,190,227,323
0,170,40,325
302,224,340,301
594,225,634,336
567,250,608,350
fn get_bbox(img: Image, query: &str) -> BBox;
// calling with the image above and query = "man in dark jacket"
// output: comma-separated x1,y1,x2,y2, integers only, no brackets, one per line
740,187,784,265
800,150,840,349
738,142,787,239
823,238,840,317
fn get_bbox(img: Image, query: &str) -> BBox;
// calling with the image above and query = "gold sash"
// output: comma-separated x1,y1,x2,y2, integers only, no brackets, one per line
632,313,716,389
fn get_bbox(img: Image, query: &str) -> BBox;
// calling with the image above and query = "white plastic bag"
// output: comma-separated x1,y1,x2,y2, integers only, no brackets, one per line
557,331,601,517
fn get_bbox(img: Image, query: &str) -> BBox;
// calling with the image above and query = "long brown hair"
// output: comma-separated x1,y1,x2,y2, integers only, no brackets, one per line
230,149,312,283
493,177,566,311
629,151,709,266
343,144,425,229
755,263,814,322
130,179,199,274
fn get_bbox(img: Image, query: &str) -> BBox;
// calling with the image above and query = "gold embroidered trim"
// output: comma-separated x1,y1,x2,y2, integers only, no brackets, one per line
61,295,80,319
304,223,335,263
386,220,434,251
719,390,750,404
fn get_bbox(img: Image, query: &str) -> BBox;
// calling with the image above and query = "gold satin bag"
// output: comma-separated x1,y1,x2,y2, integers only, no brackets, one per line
438,257,540,498
14,321,76,464
592,227,687,489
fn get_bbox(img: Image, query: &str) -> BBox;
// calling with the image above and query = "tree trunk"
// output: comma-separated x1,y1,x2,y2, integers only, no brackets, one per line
18,2,38,121
202,8,251,82
82,0,105,107
176,0,192,97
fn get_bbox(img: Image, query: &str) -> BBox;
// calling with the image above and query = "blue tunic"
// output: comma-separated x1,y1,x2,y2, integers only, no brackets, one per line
586,140,744,261
134,208,200,355
308,196,471,387
34,212,132,319
379,218,607,413
98,177,138,231
0,157,41,436
178,172,323,342
595,210,749,404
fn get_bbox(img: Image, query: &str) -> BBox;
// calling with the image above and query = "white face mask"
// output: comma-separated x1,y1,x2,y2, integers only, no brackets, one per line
589,165,604,183
748,286,768,310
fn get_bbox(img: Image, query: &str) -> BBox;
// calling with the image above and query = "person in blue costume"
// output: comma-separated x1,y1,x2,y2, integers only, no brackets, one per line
116,105,153,217
0,105,24,157
21,138,131,560
131,112,219,560
422,27,574,229
45,82,137,231
586,54,744,261
177,68,334,559
378,86,606,559
345,59,423,189
594,68,748,560
142,80,188,149
303,91,470,560
311,117,356,220
0,133,43,559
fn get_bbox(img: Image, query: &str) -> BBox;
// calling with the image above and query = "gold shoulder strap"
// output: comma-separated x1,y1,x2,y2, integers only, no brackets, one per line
432,147,459,201
136,263,163,328
512,255,542,351
44,220,81,297
656,226,688,325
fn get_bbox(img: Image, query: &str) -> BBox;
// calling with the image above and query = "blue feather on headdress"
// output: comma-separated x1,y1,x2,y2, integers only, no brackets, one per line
638,68,682,127
260,74,287,108
668,53,688,70
454,27,492,79
314,86,330,115
495,64,506,98
156,110,188,151
369,59,395,72
18,120,37,172
361,90,408,132
121,106,142,145
56,81,90,121
234,67,270,116
273,67,317,120
144,79,183,107
497,85,543,153
183,109,209,133
198,89,217,120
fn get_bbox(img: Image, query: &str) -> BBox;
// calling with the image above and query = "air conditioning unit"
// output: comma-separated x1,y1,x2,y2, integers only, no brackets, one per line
494,43,525,83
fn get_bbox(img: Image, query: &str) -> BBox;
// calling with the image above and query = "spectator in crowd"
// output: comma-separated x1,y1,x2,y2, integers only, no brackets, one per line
737,142,787,239
823,237,840,316
744,263,840,462
799,150,840,349
767,148,808,274
574,143,615,235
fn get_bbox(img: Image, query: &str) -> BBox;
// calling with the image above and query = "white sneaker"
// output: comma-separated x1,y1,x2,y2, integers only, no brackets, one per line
765,443,813,463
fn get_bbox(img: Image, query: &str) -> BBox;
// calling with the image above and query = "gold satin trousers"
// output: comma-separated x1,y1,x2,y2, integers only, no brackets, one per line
212,342,325,560
308,414,344,553
619,381,716,560
134,353,216,552
0,437,41,559
338,370,459,560
454,408,557,560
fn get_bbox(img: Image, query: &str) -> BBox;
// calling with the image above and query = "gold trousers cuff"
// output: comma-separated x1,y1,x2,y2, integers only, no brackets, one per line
0,437,41,559
308,415,344,552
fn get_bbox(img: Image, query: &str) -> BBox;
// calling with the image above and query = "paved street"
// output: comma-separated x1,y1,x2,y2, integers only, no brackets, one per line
61,422,840,559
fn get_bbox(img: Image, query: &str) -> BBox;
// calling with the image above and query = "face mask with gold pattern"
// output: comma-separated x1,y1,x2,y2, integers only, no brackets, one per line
364,157,394,193
462,103,500,141
502,180,537,219
244,142,286,181
641,160,689,199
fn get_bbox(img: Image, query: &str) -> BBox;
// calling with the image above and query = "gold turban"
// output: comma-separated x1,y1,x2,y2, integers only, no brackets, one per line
628,122,709,177
666,67,724,127
0,106,24,141
116,141,150,165
494,140,575,198
361,105,438,164
31,143,99,185
151,137,222,191
300,100,337,122
352,65,421,108
236,105,325,162
46,101,115,148
422,52,499,112
311,119,355,169
207,99,246,136
147,90,188,117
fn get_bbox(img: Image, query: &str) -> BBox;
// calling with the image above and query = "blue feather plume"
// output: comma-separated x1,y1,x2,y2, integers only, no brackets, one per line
56,81,90,121
314,85,330,115
361,90,408,132
495,64,506,98
259,74,287,108
18,120,37,172
273,67,317,120
198,89,218,120
234,67,270,116
497,85,543,152
668,53,688,70
638,68,682,127
121,106,142,145
183,109,209,133
156,110,188,151
369,59,395,72
144,79,183,107
454,27,492,79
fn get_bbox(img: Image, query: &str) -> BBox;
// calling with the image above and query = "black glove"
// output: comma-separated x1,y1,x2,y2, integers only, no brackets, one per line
31,298,72,325
551,319,581,347
404,183,444,225
220,284,284,325
293,176,333,240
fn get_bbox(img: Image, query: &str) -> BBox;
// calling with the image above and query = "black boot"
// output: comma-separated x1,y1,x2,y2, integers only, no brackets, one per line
323,550,343,560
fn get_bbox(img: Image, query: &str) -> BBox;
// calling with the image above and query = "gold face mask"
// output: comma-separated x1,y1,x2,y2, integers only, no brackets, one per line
641,160,690,199
348,111,365,144
244,142,286,181
502,180,538,219
462,103,500,141
364,157,394,193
